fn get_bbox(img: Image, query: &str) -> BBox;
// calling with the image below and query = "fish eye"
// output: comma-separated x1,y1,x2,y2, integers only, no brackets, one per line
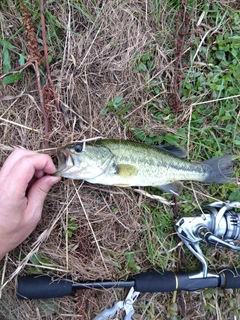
74,144,82,153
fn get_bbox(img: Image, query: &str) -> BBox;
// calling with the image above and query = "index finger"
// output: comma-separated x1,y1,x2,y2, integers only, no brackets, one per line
1,149,44,176
3,153,57,198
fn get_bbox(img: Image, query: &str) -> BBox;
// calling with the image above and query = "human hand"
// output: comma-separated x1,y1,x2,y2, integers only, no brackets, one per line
0,149,61,260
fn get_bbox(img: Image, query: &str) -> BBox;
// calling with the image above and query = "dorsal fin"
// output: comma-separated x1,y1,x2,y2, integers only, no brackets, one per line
154,144,187,158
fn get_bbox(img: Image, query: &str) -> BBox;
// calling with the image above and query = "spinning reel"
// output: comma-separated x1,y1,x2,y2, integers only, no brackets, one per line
176,201,240,277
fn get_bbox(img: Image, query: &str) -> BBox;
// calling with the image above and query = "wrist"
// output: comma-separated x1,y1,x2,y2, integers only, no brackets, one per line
0,237,18,261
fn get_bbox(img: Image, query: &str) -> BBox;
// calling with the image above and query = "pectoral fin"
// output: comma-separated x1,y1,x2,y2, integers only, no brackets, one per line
116,164,138,178
157,181,183,195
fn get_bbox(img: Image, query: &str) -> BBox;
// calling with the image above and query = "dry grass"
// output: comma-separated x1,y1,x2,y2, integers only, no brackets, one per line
0,0,239,319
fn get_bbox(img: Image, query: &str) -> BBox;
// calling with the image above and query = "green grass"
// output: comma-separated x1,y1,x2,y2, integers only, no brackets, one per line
141,202,177,270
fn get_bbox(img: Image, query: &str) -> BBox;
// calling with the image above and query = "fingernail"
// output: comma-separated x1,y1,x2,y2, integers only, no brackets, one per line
49,176,62,185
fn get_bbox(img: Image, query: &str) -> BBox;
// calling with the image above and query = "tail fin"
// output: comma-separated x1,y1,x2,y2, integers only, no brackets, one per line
203,155,235,184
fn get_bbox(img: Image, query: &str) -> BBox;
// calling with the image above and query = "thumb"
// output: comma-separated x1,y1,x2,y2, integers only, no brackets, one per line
27,176,61,216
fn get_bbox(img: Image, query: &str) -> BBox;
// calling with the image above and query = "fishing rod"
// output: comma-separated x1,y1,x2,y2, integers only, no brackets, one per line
17,267,240,300
17,201,240,300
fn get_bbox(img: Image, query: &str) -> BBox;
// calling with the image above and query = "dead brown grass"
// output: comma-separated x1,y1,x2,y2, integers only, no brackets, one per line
0,1,239,320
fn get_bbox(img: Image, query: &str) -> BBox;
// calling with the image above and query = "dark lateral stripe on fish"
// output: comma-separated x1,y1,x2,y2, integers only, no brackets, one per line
155,160,204,172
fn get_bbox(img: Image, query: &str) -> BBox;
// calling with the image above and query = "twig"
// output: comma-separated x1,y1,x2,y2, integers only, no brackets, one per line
191,94,240,106
0,254,8,298
33,60,50,148
133,189,173,205
40,0,66,133
0,59,35,80
169,0,191,114
0,116,39,132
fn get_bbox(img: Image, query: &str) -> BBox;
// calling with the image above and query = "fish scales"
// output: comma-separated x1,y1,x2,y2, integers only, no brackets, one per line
100,140,206,182
54,139,235,194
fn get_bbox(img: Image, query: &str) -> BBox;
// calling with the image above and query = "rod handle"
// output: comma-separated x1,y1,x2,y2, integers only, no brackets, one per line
220,269,240,289
134,270,219,292
134,269,240,292
17,275,73,299
134,270,177,292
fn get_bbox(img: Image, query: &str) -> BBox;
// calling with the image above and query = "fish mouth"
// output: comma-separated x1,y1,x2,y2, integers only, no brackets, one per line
53,149,74,176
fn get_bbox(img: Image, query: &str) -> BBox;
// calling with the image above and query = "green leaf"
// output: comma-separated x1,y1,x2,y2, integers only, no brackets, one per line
215,50,226,60
229,189,240,201
1,72,22,85
120,102,133,115
0,39,16,50
3,47,11,73
133,66,139,73
29,253,53,266
125,252,141,273
100,108,108,115
139,62,147,72
39,299,57,316
70,223,78,230
234,139,240,146
113,96,123,109
28,267,41,274
30,254,40,265
165,133,178,144
18,54,25,65
134,128,146,141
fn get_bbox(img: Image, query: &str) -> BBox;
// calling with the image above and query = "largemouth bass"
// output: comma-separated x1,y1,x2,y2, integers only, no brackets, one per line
54,139,235,194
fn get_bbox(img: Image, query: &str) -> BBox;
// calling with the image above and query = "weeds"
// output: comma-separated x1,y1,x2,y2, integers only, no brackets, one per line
28,253,56,274
63,217,78,238
133,50,155,74
125,252,141,273
0,39,25,84
101,96,133,125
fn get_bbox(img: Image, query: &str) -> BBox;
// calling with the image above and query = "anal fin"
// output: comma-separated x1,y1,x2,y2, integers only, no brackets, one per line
156,181,183,195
